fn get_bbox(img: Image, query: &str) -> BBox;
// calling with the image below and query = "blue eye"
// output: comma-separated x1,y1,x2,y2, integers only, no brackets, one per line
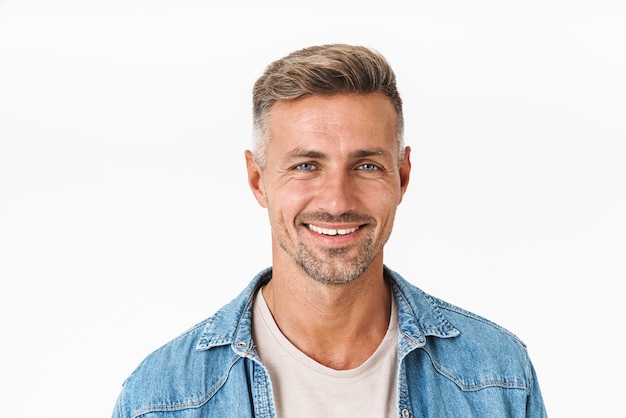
358,163,380,171
295,162,317,171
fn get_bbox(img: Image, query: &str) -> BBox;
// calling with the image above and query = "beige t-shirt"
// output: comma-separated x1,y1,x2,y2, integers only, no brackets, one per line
252,288,399,417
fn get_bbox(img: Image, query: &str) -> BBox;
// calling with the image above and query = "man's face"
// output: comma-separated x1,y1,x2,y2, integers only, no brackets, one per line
246,93,411,285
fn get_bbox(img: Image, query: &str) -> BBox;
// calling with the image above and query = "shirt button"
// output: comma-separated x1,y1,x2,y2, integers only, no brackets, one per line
402,409,410,418
236,341,247,349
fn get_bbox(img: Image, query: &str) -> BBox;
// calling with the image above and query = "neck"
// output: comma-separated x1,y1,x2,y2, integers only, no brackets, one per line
262,258,392,369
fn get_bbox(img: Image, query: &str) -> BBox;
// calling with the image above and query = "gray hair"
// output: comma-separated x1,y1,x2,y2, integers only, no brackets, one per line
251,44,404,168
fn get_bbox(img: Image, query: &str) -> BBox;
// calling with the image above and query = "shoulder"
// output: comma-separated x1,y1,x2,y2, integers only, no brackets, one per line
123,319,212,386
430,294,527,348
424,296,534,391
387,267,533,391
113,319,232,417
387,266,526,348
113,269,274,417
426,295,532,379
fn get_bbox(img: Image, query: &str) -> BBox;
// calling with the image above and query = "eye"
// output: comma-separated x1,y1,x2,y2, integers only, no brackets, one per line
294,162,318,171
357,163,381,171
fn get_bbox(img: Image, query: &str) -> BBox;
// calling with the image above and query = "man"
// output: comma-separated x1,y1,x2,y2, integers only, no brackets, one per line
113,44,547,417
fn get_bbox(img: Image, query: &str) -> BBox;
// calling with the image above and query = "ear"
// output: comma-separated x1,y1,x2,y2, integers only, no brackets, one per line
398,146,411,203
245,150,268,208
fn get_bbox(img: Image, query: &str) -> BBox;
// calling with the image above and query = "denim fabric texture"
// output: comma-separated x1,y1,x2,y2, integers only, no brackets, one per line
112,266,547,418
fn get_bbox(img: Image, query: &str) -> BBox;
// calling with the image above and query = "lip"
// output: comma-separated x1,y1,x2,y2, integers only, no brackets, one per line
307,223,361,235
304,222,365,245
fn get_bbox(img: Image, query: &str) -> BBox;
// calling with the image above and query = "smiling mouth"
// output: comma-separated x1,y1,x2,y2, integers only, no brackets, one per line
307,224,361,236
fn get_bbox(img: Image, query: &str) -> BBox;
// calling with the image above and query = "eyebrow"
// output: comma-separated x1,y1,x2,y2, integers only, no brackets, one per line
285,147,390,161
349,148,390,159
287,149,326,160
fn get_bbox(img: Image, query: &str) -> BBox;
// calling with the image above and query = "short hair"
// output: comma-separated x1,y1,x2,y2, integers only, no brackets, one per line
251,44,404,167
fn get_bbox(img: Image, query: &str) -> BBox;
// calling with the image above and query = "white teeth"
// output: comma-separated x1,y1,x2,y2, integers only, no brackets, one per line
308,224,359,236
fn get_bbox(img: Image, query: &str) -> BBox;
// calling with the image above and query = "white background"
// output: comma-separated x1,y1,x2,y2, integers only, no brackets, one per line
1,1,624,417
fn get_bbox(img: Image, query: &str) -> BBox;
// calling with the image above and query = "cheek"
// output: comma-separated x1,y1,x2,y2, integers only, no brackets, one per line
369,194,401,224
266,185,309,221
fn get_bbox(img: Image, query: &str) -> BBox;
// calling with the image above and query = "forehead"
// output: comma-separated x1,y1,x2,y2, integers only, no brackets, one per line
266,93,398,154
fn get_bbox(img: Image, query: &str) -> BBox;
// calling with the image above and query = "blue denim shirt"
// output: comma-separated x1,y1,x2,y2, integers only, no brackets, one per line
113,267,547,417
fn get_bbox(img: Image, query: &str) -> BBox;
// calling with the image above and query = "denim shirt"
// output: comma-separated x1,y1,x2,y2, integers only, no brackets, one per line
113,267,547,418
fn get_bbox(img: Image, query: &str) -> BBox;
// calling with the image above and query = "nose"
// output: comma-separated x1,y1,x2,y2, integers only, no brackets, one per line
316,169,357,215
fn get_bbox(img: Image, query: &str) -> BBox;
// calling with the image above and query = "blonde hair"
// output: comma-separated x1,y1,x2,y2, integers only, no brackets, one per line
251,44,404,167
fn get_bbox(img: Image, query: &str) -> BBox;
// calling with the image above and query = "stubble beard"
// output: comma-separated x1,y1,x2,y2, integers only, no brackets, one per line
273,212,392,286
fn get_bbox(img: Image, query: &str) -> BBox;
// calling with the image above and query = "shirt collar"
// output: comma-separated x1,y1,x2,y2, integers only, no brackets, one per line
385,266,460,348
196,266,460,352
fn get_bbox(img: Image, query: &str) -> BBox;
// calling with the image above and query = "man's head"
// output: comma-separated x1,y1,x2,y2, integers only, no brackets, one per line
246,44,411,285
251,44,404,168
